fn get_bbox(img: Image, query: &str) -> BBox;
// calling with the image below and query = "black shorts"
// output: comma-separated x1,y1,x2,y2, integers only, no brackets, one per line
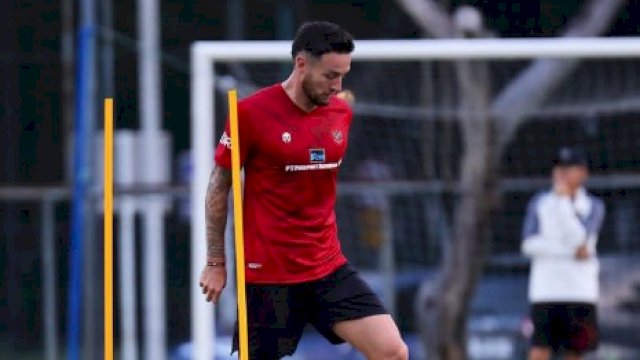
531,302,599,354
232,263,387,359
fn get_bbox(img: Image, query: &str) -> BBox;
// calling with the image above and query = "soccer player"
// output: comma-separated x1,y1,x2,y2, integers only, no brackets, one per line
199,21,409,360
522,146,605,360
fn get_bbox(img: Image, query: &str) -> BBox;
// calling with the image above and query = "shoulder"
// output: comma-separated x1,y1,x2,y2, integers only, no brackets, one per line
331,96,353,112
326,96,353,122
586,192,605,212
528,191,551,209
238,84,282,111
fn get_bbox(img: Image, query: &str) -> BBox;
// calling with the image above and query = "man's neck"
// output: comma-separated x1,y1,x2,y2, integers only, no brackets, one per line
281,75,316,113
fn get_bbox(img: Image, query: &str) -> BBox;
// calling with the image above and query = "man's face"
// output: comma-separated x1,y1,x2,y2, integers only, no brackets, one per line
553,165,588,189
298,52,351,106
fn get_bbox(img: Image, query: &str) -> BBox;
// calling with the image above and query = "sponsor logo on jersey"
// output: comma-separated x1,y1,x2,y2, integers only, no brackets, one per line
332,129,343,144
248,263,263,270
285,159,342,172
309,148,326,163
219,131,231,149
282,131,292,143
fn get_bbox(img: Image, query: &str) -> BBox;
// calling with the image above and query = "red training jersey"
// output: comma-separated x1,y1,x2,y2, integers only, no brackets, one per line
214,84,352,284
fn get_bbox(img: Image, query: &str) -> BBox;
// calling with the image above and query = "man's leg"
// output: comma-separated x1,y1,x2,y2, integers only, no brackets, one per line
309,264,407,360
332,314,408,360
529,303,558,360
528,346,552,360
233,284,306,360
563,303,598,360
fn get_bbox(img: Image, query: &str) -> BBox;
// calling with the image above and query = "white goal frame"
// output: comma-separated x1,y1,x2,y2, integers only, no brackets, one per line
189,37,640,360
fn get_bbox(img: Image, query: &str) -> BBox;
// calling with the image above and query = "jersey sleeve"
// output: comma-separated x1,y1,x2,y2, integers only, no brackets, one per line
521,193,576,258
585,197,606,253
214,103,255,169
521,194,541,240
585,197,606,235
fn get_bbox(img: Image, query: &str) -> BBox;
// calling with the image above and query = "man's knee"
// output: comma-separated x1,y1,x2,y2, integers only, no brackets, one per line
395,342,410,360
528,346,551,360
376,340,409,360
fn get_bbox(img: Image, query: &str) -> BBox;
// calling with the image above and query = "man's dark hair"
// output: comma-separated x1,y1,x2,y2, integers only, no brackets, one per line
291,21,354,59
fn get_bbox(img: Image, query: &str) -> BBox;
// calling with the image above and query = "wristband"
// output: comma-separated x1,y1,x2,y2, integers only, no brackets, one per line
207,261,225,267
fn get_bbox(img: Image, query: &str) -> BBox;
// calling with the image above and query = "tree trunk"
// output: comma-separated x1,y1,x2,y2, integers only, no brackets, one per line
418,58,497,360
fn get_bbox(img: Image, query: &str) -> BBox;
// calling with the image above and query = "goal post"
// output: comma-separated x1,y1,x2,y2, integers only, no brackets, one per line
190,37,640,360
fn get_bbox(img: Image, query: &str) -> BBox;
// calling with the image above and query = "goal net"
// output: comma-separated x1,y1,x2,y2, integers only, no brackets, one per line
190,38,640,359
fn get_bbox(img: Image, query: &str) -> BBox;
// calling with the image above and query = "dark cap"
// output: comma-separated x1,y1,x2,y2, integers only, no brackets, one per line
553,146,588,167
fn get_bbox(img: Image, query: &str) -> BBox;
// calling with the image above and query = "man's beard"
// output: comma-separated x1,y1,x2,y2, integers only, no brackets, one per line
302,76,330,106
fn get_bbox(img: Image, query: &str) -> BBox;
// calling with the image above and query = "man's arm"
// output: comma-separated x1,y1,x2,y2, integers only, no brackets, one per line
582,197,606,255
521,194,575,258
205,166,232,260
200,166,232,303
522,234,577,258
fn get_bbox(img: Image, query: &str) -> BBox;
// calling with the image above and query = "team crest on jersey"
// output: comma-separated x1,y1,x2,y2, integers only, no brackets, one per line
332,129,343,144
282,131,292,143
219,131,231,149
309,148,326,163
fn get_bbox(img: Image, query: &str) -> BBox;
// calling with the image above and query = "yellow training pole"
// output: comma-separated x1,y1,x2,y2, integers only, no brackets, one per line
103,98,114,360
228,89,249,360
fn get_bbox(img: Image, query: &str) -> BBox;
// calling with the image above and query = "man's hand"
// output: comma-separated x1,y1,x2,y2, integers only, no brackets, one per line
553,172,571,197
199,265,227,303
575,244,590,260
554,182,570,197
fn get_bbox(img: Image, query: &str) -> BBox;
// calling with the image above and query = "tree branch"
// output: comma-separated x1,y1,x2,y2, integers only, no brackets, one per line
394,0,454,38
493,0,628,147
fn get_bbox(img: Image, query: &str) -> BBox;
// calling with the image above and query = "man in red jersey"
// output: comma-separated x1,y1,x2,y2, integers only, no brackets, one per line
199,21,408,360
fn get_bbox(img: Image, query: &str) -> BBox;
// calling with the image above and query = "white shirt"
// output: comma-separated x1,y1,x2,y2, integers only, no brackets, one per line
521,188,605,303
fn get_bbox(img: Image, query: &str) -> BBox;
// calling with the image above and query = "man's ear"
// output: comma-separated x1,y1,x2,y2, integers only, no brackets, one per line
294,54,307,71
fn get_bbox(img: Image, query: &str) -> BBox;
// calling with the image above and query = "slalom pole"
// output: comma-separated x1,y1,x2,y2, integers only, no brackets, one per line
103,98,114,360
228,89,249,360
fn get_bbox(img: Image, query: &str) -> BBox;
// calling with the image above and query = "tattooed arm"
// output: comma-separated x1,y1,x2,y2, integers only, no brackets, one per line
206,166,232,260
200,166,232,303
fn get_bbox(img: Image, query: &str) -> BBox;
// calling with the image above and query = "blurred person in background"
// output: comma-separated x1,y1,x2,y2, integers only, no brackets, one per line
198,21,408,360
522,146,605,360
